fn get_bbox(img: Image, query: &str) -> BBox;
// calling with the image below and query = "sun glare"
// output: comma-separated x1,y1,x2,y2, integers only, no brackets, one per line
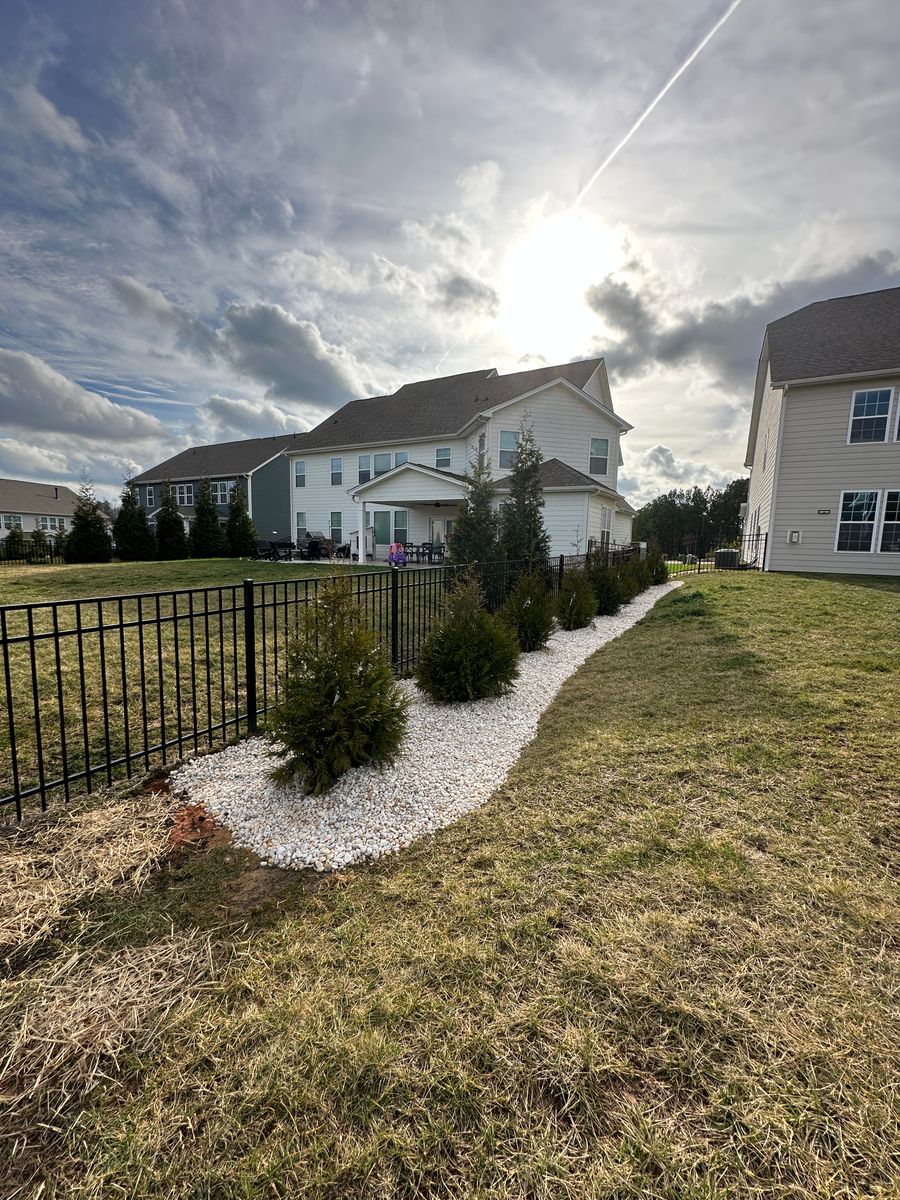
498,209,624,363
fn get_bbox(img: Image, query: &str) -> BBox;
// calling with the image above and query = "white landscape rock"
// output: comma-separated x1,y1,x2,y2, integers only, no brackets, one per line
173,581,680,871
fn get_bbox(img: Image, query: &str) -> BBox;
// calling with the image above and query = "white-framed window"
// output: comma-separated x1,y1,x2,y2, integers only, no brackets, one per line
880,491,900,552
296,511,307,537
358,454,371,484
848,388,892,444
601,506,612,533
477,431,486,467
499,429,519,470
393,509,408,544
374,452,391,476
2,514,22,530
38,516,66,531
145,485,155,509
210,480,234,505
330,511,342,542
835,490,879,552
330,457,342,486
394,451,408,467
294,459,306,488
589,437,609,475
436,447,452,470
176,483,194,506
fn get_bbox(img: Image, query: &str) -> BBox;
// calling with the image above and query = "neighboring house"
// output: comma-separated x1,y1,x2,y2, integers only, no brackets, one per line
131,433,309,539
0,478,79,542
285,357,635,559
745,286,900,575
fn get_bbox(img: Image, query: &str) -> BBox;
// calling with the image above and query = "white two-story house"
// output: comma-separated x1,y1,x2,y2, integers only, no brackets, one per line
746,286,900,575
285,358,635,559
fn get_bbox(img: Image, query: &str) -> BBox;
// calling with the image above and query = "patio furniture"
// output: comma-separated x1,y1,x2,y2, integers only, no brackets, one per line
270,539,295,561
403,542,416,562
254,539,277,561
431,543,445,564
419,542,433,563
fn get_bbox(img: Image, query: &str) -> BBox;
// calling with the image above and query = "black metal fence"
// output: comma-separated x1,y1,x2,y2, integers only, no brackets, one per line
661,532,767,577
0,540,69,567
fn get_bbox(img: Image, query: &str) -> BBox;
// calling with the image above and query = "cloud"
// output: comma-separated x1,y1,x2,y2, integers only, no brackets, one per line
14,84,89,152
456,160,502,211
273,246,369,294
0,349,166,441
437,272,500,318
0,437,71,480
619,444,737,507
110,276,218,359
200,394,315,440
219,303,363,404
589,253,900,390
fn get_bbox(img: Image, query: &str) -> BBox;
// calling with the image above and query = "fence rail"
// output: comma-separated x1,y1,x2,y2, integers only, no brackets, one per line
661,533,767,577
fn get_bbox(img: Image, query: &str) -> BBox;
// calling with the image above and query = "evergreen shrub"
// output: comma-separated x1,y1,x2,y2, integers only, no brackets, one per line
416,572,520,703
500,571,554,651
647,545,669,585
64,481,113,563
269,578,409,794
556,569,597,630
588,560,625,616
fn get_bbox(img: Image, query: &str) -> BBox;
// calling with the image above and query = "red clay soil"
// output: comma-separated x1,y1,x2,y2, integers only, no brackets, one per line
168,802,232,857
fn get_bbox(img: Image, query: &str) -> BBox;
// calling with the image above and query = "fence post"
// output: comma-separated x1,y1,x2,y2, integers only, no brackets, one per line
558,553,565,590
762,531,768,572
390,566,399,667
243,578,258,734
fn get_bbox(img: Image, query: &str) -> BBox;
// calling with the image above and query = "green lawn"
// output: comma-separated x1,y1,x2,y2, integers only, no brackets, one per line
0,555,377,607
2,572,898,1197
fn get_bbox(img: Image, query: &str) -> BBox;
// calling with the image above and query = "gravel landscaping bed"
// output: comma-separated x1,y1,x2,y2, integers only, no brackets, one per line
173,582,679,871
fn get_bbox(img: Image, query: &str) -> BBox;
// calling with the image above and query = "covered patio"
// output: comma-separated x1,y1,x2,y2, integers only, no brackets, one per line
349,462,468,563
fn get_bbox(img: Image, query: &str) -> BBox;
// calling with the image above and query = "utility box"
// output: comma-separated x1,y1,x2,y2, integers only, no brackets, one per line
786,530,802,545
714,548,740,569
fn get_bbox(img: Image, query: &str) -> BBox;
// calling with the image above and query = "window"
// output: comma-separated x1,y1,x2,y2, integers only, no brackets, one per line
848,388,892,443
881,491,900,552
330,457,343,485
589,437,609,475
176,483,194,506
296,511,307,537
601,506,612,533
499,429,519,470
836,490,878,551
330,511,342,542
394,451,408,468
373,511,391,545
211,480,234,505
38,516,65,532
393,509,408,544
2,514,22,530
436,447,452,470
358,454,371,484
294,459,306,488
145,485,155,509
478,431,486,468
374,452,392,476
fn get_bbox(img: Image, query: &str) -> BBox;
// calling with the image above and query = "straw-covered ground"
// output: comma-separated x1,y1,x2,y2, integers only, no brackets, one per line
1,571,897,1199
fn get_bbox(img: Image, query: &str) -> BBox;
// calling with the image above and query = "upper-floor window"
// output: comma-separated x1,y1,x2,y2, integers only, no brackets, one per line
394,451,408,467
436,447,452,470
848,388,892,443
835,490,878,551
176,483,194,507
38,516,65,531
331,457,343,485
477,431,486,468
294,460,306,488
374,452,391,476
499,429,519,470
2,514,22,530
358,455,371,484
881,491,900,552
211,480,234,505
589,437,609,475
146,485,155,509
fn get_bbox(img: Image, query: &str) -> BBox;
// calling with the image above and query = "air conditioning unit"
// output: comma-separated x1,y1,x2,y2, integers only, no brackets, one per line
786,529,802,545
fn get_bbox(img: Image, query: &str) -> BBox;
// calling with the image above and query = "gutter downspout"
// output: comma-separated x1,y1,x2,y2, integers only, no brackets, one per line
764,383,788,571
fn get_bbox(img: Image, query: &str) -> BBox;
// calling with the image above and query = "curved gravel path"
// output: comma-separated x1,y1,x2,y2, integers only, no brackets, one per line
173,582,679,871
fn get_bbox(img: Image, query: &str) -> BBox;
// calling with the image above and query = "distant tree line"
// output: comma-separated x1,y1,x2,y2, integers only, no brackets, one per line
632,478,749,548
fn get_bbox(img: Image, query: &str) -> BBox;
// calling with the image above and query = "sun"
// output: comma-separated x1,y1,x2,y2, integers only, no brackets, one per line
498,208,625,363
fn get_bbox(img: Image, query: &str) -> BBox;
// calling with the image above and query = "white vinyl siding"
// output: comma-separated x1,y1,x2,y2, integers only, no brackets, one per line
746,363,783,545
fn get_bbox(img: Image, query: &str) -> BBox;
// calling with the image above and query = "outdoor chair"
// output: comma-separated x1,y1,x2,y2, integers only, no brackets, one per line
419,542,433,563
270,539,295,561
431,543,445,564
254,539,277,561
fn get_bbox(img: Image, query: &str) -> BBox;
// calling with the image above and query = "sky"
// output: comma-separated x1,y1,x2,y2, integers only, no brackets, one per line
1,0,899,505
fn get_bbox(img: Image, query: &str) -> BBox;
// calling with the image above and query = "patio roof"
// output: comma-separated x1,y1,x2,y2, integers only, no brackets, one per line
349,461,469,504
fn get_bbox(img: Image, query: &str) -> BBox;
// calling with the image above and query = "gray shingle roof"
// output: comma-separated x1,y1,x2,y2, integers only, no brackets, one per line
131,432,311,484
495,458,625,498
300,358,604,449
767,286,900,384
0,477,80,515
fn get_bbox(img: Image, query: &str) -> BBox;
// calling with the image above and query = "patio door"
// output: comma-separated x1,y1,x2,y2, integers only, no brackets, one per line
373,511,391,548
429,516,454,545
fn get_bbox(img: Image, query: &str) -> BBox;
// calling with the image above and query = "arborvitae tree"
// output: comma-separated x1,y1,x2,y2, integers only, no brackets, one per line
556,569,597,630
190,477,226,558
4,526,26,560
113,482,157,561
269,578,410,794
63,481,113,563
498,418,551,565
226,485,257,557
500,571,555,651
449,457,499,564
155,481,189,560
29,527,49,561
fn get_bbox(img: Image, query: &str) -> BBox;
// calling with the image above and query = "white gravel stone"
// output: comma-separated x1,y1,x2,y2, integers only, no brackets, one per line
173,582,680,872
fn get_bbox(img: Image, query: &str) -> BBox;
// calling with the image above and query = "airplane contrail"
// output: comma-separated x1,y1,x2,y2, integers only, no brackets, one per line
574,0,747,206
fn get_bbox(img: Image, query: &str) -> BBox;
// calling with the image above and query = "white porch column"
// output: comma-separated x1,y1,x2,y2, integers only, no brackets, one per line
357,498,366,562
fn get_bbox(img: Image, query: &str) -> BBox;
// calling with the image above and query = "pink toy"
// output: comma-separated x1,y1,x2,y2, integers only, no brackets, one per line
388,542,407,566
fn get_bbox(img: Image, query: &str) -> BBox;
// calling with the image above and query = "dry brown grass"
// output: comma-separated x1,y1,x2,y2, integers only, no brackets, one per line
0,792,170,961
